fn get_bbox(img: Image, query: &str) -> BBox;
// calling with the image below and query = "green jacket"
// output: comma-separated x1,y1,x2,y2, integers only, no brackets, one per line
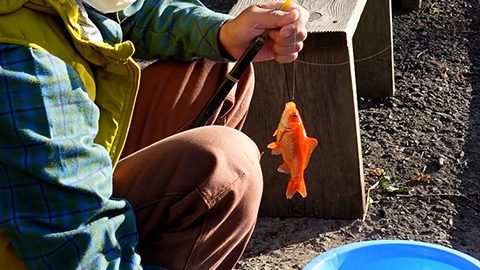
0,0,141,165
0,0,232,268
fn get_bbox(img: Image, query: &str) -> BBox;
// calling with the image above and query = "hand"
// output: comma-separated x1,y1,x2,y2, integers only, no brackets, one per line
219,1,309,63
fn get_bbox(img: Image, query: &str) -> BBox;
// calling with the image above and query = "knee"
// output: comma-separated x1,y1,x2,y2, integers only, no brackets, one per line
191,126,263,210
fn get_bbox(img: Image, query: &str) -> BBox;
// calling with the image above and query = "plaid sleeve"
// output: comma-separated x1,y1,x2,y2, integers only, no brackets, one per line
0,44,142,269
119,0,234,61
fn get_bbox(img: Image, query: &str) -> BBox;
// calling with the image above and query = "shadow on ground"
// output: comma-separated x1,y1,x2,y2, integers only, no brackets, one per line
450,0,480,259
241,218,353,259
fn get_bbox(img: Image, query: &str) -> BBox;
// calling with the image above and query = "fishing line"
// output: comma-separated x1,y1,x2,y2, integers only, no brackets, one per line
291,33,297,100
283,64,292,101
284,28,298,101
296,46,392,67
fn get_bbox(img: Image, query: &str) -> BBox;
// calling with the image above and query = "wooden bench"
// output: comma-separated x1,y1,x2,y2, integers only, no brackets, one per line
229,0,394,218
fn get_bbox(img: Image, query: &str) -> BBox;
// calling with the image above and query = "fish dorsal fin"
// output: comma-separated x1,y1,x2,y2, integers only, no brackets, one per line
304,137,318,169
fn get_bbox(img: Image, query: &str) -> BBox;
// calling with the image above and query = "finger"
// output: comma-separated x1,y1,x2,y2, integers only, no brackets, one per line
279,23,308,39
275,52,299,64
280,4,310,39
281,3,310,25
271,41,304,56
253,42,276,62
279,24,296,38
247,4,299,30
268,28,308,46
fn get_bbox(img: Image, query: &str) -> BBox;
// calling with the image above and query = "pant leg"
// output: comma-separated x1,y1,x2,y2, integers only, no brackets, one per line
114,59,261,269
121,59,255,158
113,126,263,270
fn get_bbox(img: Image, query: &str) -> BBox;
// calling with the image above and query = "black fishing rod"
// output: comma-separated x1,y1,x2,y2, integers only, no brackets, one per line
190,34,266,128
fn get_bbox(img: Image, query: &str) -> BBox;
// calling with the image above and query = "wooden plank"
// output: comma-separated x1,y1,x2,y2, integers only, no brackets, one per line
230,0,366,37
353,0,395,97
243,34,365,218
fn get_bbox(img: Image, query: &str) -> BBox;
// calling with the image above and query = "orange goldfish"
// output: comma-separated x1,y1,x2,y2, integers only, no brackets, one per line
267,101,318,199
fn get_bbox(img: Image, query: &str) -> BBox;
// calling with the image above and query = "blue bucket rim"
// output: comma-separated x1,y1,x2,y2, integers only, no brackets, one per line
303,239,480,270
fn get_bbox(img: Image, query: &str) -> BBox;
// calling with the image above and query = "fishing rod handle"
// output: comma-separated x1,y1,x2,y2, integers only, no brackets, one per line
191,34,266,128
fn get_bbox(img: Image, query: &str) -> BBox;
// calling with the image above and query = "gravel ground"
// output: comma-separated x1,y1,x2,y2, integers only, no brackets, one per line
203,0,480,268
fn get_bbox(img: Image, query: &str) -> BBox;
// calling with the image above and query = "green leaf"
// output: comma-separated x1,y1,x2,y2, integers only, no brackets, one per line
379,176,413,194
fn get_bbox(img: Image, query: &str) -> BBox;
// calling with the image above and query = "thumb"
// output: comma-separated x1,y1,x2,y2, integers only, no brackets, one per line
248,4,299,31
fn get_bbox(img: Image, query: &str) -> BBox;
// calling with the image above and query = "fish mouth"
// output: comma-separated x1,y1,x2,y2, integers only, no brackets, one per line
285,102,296,110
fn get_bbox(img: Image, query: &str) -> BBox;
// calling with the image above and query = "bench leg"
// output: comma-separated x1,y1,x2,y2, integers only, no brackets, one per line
353,0,395,97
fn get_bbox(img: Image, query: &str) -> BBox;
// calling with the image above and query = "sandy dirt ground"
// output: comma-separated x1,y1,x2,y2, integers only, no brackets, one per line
201,0,480,268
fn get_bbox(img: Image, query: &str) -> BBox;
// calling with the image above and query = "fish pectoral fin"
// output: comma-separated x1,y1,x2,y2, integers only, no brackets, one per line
307,137,318,151
277,163,290,174
267,142,282,155
267,142,276,149
304,137,318,169
286,178,307,199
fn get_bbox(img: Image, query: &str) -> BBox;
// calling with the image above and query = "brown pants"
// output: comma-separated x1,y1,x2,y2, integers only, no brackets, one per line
113,59,263,270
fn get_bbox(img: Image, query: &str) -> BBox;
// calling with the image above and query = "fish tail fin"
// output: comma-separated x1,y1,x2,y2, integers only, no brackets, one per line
286,178,307,199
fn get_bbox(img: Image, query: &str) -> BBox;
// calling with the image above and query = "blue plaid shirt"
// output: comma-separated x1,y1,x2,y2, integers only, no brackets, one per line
0,0,232,269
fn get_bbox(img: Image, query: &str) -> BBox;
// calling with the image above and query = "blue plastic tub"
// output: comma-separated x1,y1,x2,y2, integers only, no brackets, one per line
303,240,480,270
